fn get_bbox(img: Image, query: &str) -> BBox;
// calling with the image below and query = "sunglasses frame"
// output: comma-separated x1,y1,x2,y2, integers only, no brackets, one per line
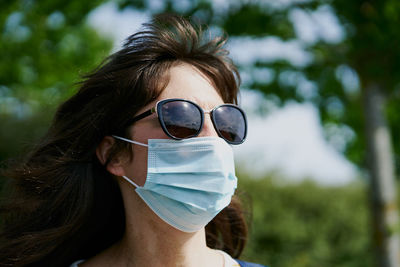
123,98,247,145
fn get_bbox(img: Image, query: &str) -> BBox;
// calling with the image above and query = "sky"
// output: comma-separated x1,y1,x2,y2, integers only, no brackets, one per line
87,1,358,185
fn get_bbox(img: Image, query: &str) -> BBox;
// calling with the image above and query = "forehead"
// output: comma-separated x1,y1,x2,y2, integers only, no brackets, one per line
157,63,224,110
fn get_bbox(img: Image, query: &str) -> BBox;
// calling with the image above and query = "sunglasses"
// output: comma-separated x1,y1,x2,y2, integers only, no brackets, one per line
123,98,247,145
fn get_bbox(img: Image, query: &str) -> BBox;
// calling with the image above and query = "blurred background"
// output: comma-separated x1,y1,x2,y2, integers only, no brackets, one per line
1,0,400,266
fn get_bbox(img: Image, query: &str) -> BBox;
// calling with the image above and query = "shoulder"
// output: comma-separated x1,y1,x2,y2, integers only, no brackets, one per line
235,259,268,267
218,250,267,267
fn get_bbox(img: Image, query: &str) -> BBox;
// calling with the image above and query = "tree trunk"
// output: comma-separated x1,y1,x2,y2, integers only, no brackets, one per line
363,83,400,267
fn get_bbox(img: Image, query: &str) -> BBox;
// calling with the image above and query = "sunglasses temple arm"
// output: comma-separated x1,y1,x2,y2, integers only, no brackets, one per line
122,107,156,129
131,107,156,122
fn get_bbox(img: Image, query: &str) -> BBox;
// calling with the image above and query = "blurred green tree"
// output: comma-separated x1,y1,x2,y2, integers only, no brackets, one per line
238,174,373,267
0,0,111,162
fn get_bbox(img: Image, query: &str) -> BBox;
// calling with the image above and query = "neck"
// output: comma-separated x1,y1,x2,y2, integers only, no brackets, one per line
103,181,222,267
118,223,209,267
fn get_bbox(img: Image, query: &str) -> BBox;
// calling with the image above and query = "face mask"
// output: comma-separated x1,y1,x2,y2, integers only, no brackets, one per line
112,136,238,233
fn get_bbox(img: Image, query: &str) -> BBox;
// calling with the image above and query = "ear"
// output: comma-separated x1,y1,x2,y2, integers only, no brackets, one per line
96,136,126,177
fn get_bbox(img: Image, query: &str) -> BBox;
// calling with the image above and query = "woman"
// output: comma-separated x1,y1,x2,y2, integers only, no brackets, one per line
0,14,266,267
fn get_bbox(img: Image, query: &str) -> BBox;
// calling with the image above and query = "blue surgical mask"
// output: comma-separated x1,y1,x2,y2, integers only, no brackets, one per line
112,136,238,232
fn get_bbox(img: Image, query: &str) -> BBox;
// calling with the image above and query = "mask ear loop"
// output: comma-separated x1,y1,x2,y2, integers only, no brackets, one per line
112,135,148,147
111,135,147,188
121,175,140,188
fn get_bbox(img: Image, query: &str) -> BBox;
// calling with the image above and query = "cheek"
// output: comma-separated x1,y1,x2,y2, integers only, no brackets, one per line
125,145,148,186
132,119,170,143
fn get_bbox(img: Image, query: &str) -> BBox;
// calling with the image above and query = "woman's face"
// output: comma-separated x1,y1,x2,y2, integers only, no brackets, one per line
122,62,225,186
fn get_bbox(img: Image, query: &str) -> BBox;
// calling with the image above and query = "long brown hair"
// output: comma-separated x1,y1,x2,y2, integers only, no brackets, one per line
0,14,247,266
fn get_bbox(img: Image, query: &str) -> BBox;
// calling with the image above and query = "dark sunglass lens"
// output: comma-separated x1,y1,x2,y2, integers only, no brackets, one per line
213,106,246,144
160,101,202,139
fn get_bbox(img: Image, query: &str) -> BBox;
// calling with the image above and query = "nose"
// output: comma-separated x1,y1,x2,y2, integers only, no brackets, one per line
198,113,219,138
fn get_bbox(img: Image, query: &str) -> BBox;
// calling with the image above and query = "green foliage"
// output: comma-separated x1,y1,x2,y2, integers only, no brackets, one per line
387,94,400,169
0,0,111,162
238,173,373,267
329,0,400,170
223,5,295,39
